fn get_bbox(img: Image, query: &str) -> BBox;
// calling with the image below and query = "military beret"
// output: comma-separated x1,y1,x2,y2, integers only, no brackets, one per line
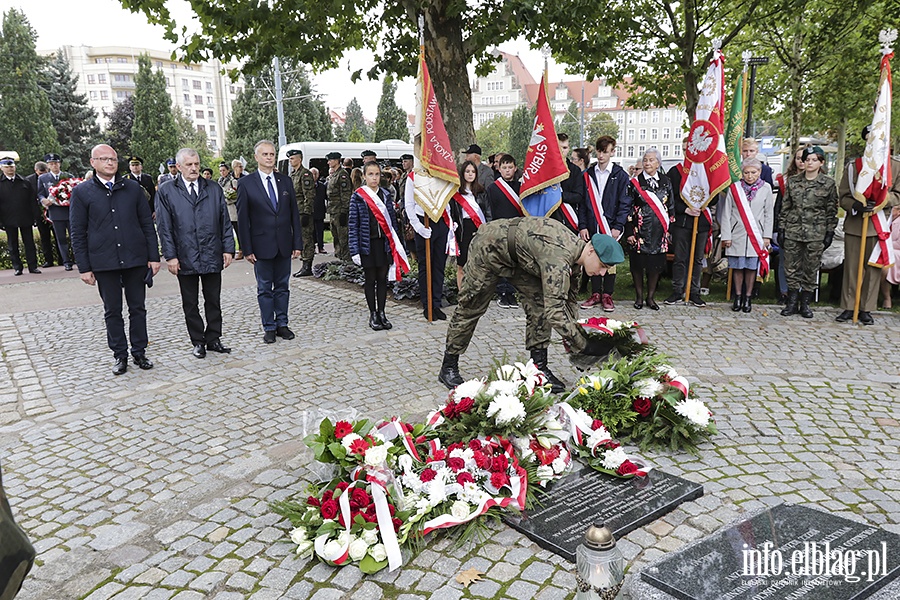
286,149,303,157
166,158,177,166
464,144,482,155
801,146,824,162
326,151,342,160
591,233,625,266
129,156,143,164
400,154,413,161
361,150,377,158
44,153,61,162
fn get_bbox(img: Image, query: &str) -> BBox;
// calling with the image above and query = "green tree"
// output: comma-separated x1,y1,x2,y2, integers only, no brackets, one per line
42,50,101,174
336,98,371,143
104,95,135,158
0,9,58,166
508,104,535,167
132,54,178,171
585,112,620,147
173,107,214,166
346,126,365,143
557,100,582,145
222,62,331,166
374,77,409,142
475,114,511,160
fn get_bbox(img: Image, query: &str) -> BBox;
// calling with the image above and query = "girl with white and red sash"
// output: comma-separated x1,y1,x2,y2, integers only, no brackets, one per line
449,160,490,292
349,163,410,331
625,148,675,310
719,157,774,313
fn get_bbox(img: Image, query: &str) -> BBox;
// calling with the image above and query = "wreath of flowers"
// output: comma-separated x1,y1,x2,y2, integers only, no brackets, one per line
48,178,82,207
564,317,650,371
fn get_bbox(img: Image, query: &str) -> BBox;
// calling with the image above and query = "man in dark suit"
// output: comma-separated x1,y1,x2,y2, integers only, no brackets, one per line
26,161,58,267
123,156,157,217
0,156,42,275
236,140,302,344
70,144,160,376
37,153,75,270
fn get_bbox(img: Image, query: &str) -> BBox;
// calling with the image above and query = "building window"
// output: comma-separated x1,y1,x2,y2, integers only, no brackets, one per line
482,97,492,105
105,58,113,63
627,113,636,124
115,91,132,100
100,90,109,100
651,110,660,122
206,81,212,92
117,57,127,63
197,125,205,133
184,108,191,117
208,111,215,122
206,96,213,106
639,112,647,123
651,128,658,139
627,146,635,158
627,130,635,141
156,61,163,68
98,74,107,84
194,94,203,104
182,78,189,88
638,145,646,155
184,93,191,103
89,91,97,100
674,144,682,157
639,129,646,141
195,110,204,119
113,74,131,83
95,58,103,64
663,128,670,140
166,78,172,87
209,125,217,134
616,113,624,124
192,80,201,89
662,145,670,157
664,110,672,120
229,85,235,94
87,74,96,84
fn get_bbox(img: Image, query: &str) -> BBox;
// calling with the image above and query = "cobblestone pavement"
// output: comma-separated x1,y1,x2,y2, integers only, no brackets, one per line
2,267,899,600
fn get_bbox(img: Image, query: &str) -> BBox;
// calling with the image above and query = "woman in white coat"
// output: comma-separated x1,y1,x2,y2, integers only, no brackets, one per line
720,157,774,313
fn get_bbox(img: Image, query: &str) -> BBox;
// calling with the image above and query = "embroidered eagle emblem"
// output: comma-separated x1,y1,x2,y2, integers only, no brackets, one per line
688,126,713,155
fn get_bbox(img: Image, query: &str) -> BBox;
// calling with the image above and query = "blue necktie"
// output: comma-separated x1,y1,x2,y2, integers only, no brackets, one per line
266,175,277,211
106,181,114,192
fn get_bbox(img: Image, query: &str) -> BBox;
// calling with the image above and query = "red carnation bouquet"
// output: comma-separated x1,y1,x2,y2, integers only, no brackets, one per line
48,178,82,207
564,316,650,371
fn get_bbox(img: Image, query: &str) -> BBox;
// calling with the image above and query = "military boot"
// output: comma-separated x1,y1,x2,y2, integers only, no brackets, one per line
781,290,799,316
799,291,814,318
530,348,566,394
294,259,313,277
438,353,464,389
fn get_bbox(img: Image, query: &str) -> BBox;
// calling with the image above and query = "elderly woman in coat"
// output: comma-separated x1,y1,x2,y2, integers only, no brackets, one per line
625,147,675,310
719,157,774,313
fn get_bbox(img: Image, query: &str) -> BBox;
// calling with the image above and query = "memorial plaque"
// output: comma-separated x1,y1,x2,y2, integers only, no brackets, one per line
503,467,703,562
641,503,900,600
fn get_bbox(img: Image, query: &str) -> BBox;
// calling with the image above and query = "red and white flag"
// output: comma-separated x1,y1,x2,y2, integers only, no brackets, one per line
681,41,731,210
520,75,569,216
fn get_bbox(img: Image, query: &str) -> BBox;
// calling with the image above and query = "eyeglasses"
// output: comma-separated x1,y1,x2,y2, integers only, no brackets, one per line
92,157,118,163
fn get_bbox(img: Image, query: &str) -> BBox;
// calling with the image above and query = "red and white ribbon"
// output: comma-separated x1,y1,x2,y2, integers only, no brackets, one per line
559,202,579,231
630,177,670,233
868,209,895,267
453,191,485,228
377,419,421,462
357,186,411,281
669,376,690,398
727,181,769,278
496,179,524,216
584,170,613,235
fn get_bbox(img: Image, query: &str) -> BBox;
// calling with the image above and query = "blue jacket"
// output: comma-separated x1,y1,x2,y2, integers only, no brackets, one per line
155,176,235,275
578,162,631,233
70,176,160,273
236,171,302,260
349,187,399,257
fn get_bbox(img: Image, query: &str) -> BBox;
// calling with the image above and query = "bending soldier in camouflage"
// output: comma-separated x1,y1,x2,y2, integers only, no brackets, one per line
288,149,318,277
326,151,352,262
439,217,625,393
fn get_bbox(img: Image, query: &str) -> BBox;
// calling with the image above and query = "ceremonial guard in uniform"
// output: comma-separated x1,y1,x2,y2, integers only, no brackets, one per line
123,156,157,216
779,146,839,319
157,158,178,187
0,156,42,275
326,151,352,262
288,149,317,277
439,217,624,394
37,153,75,270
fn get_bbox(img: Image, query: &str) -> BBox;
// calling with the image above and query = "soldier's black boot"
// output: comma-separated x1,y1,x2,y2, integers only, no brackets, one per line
530,348,566,394
799,291,814,319
742,295,752,313
732,294,742,312
297,259,313,277
781,290,799,316
439,353,464,389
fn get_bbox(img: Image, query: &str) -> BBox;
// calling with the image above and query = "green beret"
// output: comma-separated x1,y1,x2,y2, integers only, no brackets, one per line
590,233,624,265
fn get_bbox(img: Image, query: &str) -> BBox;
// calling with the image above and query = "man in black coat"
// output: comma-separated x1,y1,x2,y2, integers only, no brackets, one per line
26,161,58,267
37,153,75,270
156,148,235,359
123,156,157,217
0,156,41,276
70,144,161,376
236,140,302,344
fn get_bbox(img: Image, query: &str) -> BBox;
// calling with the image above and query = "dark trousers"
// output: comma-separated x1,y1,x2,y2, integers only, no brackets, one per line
314,219,325,250
414,216,449,310
5,226,38,271
177,272,223,345
590,273,616,295
51,219,72,266
95,266,148,360
36,219,57,265
254,255,292,331
670,225,705,297
231,221,241,251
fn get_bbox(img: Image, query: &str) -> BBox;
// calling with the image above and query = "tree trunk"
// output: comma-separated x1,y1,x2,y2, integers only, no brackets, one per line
681,0,699,121
788,20,804,154
835,117,847,185
423,5,475,156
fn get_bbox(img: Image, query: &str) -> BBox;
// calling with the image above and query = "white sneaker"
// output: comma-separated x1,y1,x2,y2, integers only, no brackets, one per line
699,288,710,296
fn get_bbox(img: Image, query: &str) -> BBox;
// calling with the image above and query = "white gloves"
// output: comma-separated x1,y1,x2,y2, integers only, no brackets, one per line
351,254,361,266
415,223,432,239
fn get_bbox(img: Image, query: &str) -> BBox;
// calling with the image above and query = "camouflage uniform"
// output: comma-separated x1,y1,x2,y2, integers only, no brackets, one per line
445,217,590,355
291,165,317,261
327,167,352,262
781,173,838,291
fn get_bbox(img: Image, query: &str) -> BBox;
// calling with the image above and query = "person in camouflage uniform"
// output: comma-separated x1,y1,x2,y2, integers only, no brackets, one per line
326,151,352,262
779,146,839,319
287,149,317,277
439,217,624,393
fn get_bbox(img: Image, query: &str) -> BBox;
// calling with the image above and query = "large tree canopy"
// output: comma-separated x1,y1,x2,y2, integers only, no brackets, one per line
42,50,101,174
132,54,179,170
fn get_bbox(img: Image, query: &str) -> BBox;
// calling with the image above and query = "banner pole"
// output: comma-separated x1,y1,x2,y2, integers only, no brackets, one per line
726,268,733,301
852,214,870,323
684,215,699,304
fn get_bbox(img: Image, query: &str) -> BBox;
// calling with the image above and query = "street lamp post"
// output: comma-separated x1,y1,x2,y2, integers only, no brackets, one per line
744,56,769,139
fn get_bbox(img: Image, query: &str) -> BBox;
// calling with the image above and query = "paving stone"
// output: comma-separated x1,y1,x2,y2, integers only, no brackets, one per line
521,561,555,583
190,571,227,593
507,580,540,598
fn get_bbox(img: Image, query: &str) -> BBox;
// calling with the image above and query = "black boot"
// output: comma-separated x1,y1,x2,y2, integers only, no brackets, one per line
742,295,752,313
369,311,383,330
781,290,799,316
439,352,464,388
799,291,813,318
378,311,392,330
530,348,566,394
298,259,313,277
732,293,742,312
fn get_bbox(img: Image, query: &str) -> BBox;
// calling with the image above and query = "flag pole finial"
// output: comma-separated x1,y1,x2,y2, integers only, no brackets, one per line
880,29,897,55
712,38,723,51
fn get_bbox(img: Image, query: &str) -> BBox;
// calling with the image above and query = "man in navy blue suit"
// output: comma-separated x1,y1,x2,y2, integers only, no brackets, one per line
236,140,302,343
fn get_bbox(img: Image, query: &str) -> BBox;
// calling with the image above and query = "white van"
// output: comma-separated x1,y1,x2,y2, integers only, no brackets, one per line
277,140,413,176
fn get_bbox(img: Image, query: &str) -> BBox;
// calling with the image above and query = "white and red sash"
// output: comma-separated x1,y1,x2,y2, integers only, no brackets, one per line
559,203,578,231
495,179,524,216
630,176,669,233
453,191,485,228
728,182,770,278
584,170,613,235
357,186,411,281
849,160,895,268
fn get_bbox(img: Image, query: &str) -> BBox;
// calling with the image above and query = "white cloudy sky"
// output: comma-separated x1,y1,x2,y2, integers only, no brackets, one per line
15,0,577,120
